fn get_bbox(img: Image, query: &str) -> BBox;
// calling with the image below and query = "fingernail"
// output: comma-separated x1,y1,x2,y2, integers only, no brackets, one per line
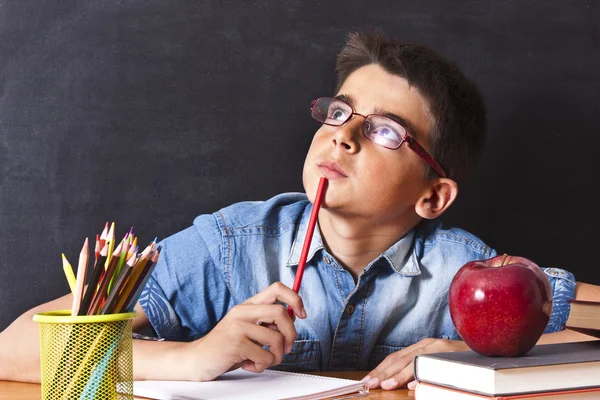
367,378,379,388
407,381,417,390
361,375,371,382
285,345,293,354
381,378,398,389
301,309,307,318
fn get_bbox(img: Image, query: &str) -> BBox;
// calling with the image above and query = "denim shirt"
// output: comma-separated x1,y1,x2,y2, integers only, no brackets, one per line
139,193,576,372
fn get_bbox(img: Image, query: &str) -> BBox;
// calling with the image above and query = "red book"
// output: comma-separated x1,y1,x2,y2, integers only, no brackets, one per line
416,382,600,399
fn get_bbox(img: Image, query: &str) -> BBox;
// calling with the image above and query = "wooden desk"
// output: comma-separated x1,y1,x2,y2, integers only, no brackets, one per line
0,371,414,399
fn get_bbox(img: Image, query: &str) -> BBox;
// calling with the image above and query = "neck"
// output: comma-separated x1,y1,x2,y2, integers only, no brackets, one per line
317,208,420,280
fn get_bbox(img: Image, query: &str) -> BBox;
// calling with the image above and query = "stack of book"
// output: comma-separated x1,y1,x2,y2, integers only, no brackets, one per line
414,340,600,399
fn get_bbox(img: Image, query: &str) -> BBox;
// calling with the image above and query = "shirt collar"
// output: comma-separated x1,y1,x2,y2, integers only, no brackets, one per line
286,203,421,276
381,229,421,276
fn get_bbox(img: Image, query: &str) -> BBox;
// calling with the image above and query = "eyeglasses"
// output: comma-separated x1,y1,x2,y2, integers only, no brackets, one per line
310,97,447,178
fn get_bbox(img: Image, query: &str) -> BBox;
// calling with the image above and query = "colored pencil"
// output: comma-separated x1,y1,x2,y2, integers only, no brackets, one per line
110,243,153,313
88,240,124,315
128,238,138,259
108,234,130,295
94,234,100,261
288,177,327,318
105,222,115,267
123,246,160,312
78,244,108,316
63,226,161,316
100,253,135,315
71,238,89,316
99,222,108,249
61,254,77,294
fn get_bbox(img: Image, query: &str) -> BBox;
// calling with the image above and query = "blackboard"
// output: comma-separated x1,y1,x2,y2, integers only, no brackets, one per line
1,0,599,331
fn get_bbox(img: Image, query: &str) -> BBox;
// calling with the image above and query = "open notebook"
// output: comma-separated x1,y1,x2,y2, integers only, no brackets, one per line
134,369,369,400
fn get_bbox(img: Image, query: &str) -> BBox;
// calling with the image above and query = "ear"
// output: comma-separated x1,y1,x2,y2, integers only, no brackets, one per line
415,178,459,220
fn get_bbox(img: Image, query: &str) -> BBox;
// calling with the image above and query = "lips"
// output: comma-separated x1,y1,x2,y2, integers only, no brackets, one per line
317,161,347,179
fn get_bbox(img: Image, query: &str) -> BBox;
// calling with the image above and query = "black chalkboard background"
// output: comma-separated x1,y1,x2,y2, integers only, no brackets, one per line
1,1,599,331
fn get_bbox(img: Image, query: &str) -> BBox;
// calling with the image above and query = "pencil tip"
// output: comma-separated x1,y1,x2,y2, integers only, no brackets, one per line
153,237,158,243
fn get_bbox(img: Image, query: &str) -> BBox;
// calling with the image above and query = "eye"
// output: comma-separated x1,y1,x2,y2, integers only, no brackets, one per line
372,126,398,139
365,122,403,148
329,107,348,121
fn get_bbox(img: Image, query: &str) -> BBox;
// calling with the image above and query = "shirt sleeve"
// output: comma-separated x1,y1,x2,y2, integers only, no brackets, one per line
138,213,232,341
543,267,576,333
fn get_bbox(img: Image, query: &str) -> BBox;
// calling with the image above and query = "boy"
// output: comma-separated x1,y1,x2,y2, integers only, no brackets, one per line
1,30,599,391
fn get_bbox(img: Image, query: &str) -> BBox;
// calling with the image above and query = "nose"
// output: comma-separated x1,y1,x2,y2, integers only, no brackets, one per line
331,115,363,153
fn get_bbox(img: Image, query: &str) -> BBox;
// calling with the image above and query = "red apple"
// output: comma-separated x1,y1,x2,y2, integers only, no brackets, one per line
449,254,553,357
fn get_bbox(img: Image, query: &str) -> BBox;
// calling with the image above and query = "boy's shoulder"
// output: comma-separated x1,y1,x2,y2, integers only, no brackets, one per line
415,219,496,260
210,192,309,235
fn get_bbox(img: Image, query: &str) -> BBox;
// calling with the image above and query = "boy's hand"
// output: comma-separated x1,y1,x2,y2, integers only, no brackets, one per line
183,282,306,381
362,338,468,390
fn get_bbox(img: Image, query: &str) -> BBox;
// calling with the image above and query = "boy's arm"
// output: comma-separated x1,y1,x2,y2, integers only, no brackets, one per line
0,291,152,383
0,282,305,383
0,294,67,382
363,281,600,391
134,282,307,382
536,281,600,344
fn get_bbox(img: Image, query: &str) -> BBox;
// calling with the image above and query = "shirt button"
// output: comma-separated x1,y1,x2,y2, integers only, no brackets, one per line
324,256,331,264
345,304,355,316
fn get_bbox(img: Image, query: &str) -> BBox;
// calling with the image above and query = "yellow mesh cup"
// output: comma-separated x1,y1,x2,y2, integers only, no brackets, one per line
33,310,136,400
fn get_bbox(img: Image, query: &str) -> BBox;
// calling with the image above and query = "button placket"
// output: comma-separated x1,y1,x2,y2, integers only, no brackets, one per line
345,304,355,316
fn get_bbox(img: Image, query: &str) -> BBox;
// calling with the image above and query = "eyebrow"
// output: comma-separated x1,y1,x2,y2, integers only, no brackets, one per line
333,94,420,137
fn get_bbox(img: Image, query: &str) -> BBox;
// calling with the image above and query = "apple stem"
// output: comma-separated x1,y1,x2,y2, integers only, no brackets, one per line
501,253,509,266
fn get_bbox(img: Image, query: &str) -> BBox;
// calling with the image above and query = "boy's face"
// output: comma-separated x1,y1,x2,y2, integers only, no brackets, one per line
303,64,434,222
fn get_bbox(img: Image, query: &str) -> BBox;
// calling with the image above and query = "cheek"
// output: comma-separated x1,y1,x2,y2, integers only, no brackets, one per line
306,128,328,154
361,156,422,196
302,133,325,198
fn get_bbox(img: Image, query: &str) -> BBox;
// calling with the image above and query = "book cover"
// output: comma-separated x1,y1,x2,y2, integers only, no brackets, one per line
414,340,600,396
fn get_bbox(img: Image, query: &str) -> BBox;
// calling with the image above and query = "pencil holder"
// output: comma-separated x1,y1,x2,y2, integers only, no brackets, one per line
33,310,137,400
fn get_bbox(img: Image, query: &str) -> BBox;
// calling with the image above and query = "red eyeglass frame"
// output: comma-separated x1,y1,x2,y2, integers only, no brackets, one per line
311,97,447,178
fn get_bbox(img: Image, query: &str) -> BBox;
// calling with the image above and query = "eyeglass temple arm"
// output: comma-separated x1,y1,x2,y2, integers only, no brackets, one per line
404,136,447,178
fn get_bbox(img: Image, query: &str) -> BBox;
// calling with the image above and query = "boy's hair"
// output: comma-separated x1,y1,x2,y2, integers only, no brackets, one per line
336,30,487,184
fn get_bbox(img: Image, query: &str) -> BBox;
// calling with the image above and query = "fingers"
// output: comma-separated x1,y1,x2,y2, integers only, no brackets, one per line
361,350,400,388
379,361,415,390
407,380,417,390
364,354,415,390
243,323,285,367
363,340,433,389
244,282,307,319
231,304,297,352
237,337,275,373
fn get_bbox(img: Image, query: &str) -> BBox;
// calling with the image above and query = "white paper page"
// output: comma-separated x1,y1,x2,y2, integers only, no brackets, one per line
134,369,366,400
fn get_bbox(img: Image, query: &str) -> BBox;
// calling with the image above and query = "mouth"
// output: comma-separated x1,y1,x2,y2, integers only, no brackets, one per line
317,161,348,179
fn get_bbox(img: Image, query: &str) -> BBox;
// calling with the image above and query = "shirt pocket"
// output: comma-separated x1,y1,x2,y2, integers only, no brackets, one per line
369,344,406,369
270,340,321,372
368,336,451,369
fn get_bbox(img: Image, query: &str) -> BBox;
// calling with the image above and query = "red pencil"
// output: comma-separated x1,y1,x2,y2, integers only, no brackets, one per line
288,177,327,318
